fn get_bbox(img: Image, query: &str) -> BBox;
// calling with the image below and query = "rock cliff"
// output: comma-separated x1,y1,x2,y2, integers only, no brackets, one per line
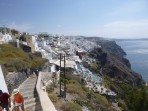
85,37,143,86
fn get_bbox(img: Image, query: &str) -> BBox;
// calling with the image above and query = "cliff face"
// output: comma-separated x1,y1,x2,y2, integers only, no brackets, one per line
86,37,143,86
105,53,142,86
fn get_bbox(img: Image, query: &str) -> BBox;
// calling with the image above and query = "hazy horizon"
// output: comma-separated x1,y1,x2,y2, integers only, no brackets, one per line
0,0,148,39
64,35,148,40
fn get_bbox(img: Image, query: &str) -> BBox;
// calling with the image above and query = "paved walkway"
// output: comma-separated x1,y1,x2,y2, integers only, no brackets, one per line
17,74,42,111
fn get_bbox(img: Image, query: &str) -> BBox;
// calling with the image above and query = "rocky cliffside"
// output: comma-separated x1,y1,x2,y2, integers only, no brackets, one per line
86,37,143,86
5,72,27,94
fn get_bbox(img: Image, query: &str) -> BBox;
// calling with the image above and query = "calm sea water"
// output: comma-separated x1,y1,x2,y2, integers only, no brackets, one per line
116,40,148,82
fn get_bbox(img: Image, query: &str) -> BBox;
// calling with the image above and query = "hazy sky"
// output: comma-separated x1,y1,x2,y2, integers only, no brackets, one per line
0,0,148,38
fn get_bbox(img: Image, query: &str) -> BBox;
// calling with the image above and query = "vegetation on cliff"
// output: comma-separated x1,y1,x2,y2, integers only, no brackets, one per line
0,44,47,75
47,72,117,111
121,84,148,111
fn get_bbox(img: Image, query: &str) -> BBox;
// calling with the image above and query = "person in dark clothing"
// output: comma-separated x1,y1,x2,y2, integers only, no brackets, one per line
0,90,11,111
24,69,28,78
34,69,39,78
30,69,33,75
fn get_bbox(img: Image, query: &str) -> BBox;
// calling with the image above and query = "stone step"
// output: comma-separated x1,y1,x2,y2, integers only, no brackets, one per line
19,88,35,92
16,74,42,111
24,97,40,105
23,93,38,100
19,87,35,91
21,80,36,84
19,84,35,89
20,89,36,93
25,105,42,111
23,90,37,95
25,102,42,111
22,78,37,84
25,76,37,80
23,78,37,83
22,81,36,85
23,82,36,86
19,84,36,89
25,102,36,109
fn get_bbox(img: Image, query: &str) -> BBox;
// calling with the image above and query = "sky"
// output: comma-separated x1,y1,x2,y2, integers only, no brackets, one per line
0,0,148,39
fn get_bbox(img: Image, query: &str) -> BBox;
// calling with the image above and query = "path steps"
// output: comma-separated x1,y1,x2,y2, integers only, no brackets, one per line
18,74,42,111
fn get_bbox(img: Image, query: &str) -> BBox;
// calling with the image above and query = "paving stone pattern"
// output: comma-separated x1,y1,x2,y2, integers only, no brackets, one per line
18,74,42,111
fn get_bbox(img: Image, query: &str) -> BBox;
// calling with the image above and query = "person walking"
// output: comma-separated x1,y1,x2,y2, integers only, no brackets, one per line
34,69,39,78
0,90,11,111
12,89,25,111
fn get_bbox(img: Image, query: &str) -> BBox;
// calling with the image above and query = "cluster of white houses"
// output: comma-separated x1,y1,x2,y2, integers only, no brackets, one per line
0,33,13,44
0,27,116,97
38,35,116,97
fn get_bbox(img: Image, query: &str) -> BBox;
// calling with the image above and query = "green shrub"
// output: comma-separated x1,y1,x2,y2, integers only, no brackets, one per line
46,83,55,93
81,86,89,92
65,73,81,83
30,58,47,70
9,59,28,71
0,44,47,74
118,100,127,111
49,94,58,103
73,98,88,106
67,80,87,99
62,102,82,111
68,80,79,84
94,93,110,107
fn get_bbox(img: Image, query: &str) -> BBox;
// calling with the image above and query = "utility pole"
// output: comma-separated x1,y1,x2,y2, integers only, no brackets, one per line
64,54,66,98
59,54,62,96
59,54,66,98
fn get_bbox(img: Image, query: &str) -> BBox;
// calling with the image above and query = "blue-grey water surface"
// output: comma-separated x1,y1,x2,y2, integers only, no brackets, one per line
116,40,148,82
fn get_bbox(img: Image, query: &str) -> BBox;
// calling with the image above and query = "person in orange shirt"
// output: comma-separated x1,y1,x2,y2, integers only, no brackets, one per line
12,89,25,111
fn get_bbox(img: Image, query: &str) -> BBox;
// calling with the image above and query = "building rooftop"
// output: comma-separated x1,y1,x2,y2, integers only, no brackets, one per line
50,59,76,68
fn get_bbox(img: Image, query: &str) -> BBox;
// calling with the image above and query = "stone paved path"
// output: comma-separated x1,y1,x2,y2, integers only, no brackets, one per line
18,74,42,111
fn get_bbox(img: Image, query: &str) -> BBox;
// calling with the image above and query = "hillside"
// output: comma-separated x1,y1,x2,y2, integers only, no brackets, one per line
0,44,47,75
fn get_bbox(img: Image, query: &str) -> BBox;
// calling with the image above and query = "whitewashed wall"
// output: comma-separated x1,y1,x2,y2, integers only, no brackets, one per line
0,65,9,93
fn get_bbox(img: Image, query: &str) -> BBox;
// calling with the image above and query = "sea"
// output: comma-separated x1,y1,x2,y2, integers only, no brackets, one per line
116,39,148,82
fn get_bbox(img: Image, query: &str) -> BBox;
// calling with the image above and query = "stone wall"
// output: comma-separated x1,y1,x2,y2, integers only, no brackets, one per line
41,72,51,83
0,65,9,93
36,72,57,111
5,72,28,94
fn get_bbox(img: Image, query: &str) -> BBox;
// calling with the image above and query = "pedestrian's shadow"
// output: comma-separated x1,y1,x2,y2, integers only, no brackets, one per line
33,88,42,111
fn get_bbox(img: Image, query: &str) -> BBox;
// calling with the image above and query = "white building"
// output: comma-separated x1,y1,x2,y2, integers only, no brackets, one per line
31,35,39,51
37,38,47,48
0,33,12,44
0,33,5,44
